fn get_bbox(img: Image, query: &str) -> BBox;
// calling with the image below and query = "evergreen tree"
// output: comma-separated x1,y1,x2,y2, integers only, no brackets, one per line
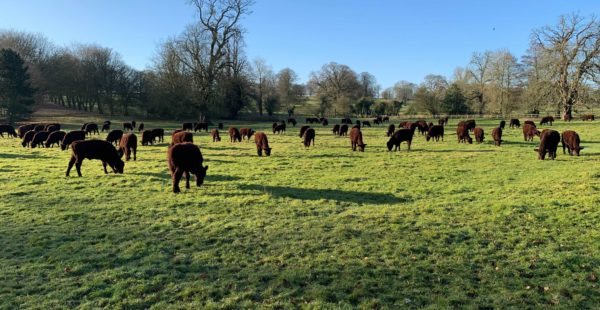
0,49,36,123
441,84,469,114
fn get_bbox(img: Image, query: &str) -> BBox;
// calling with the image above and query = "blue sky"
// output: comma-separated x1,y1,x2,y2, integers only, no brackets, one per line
0,0,598,88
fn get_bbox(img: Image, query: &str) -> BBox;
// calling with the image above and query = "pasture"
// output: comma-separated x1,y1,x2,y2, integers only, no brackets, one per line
1,117,600,308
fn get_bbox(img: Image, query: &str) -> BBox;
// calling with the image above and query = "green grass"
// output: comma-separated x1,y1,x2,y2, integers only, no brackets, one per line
1,117,600,308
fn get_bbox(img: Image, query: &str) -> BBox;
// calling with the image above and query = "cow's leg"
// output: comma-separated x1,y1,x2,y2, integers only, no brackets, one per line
407,141,412,151
185,171,190,189
102,161,108,174
66,155,76,176
133,147,136,161
172,168,183,193
75,159,83,177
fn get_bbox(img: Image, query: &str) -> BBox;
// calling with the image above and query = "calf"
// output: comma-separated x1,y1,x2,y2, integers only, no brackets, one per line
522,124,540,141
151,128,165,143
302,128,316,148
118,133,137,161
499,120,506,130
45,131,66,148
106,129,123,146
362,121,371,127
561,130,583,156
535,129,560,160
491,127,502,146
240,128,254,141
0,124,17,137
273,123,286,134
349,127,366,152
211,129,221,142
300,126,310,138
387,124,417,151
339,124,349,136
456,124,473,144
540,116,554,126
21,131,35,147
138,123,144,132
473,127,484,143
287,118,297,126
167,142,208,193
172,131,193,145
18,124,36,138
332,124,340,135
194,122,208,132
141,130,154,146
31,131,50,148
229,127,242,142
182,122,193,131
426,125,444,142
254,132,272,156
509,118,520,128
123,122,134,131
61,130,86,150
66,140,124,176
85,123,99,135
387,124,396,137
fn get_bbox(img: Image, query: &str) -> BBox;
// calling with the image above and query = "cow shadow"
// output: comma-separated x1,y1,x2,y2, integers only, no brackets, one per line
133,171,240,182
413,149,495,153
238,184,406,205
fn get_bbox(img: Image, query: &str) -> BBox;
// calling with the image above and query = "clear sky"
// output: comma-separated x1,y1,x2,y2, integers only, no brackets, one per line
0,0,598,88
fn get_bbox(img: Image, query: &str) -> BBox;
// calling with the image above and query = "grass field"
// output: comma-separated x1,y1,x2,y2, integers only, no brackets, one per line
1,116,600,308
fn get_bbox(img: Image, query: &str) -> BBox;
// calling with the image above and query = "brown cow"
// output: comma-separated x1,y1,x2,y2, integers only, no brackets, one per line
349,127,366,152
302,128,315,147
66,140,124,176
0,124,17,137
581,114,595,121
561,130,583,156
339,124,348,136
499,120,506,130
426,125,444,142
45,124,60,132
332,124,340,135
211,129,221,142
473,127,484,143
273,123,286,134
229,127,242,142
299,125,310,138
118,133,137,161
141,130,154,146
254,132,272,156
535,129,560,160
21,131,35,147
524,120,535,127
194,122,208,132
522,124,540,141
167,142,208,193
44,131,66,148
387,123,418,151
17,124,36,138
456,124,473,144
31,131,50,148
172,131,193,145
106,129,123,146
61,130,86,150
491,127,502,146
540,116,554,126
509,119,520,128
84,123,99,135
387,124,396,137
415,120,428,135
240,128,254,141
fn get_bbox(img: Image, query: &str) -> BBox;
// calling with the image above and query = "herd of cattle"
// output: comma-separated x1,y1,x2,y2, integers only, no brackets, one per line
0,113,590,192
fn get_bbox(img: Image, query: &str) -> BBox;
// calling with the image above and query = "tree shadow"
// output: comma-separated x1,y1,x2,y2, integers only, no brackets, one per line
238,184,407,205
411,149,496,153
0,153,51,159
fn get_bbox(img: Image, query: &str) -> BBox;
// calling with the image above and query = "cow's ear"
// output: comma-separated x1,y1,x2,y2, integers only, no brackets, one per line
534,148,539,152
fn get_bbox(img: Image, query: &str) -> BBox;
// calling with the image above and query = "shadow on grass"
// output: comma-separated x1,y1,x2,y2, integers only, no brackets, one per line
133,171,240,182
0,153,51,159
238,184,406,204
411,149,496,153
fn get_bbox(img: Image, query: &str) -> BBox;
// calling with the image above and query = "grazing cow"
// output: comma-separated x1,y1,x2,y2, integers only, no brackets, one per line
287,118,297,126
66,140,124,176
349,127,366,152
44,131,66,148
272,122,278,132
299,125,310,138
362,121,371,127
415,120,428,135
535,129,560,160
45,124,60,132
131,121,136,130
499,120,506,130
61,130,86,150
302,128,315,148
240,128,254,141
522,124,540,141
138,123,144,132
561,130,583,156
31,131,50,148
509,118,520,128
211,129,221,142
21,131,35,147
34,124,46,132
332,124,340,135
167,142,208,193
426,125,444,142
229,127,242,142
464,120,476,131
218,123,224,130
456,124,473,144
118,133,137,161
101,122,110,132
0,124,17,137
194,122,209,132
399,121,409,129
273,123,286,134
540,116,554,126
85,123,99,135
387,123,418,151
141,130,154,146
383,116,390,123
373,118,382,125
582,114,595,121
473,127,485,143
171,131,193,145
151,128,165,143
355,120,361,128
182,122,193,131
439,117,449,126
17,124,36,138
524,120,535,127
123,122,134,131
106,130,123,146
254,132,272,156
491,127,502,146
321,118,328,126
341,118,352,124
387,124,396,137
339,124,349,136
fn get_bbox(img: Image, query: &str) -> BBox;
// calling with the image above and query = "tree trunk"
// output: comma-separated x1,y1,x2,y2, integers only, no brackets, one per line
562,102,573,121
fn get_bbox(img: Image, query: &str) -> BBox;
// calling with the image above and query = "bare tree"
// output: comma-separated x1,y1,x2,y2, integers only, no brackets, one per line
466,51,492,114
309,62,360,115
251,57,270,115
358,72,379,98
489,50,521,116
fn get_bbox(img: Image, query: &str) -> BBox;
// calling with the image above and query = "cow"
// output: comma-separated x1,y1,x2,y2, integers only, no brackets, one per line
355,120,361,128
21,131,35,147
66,140,125,176
101,122,110,132
387,124,396,137
415,120,428,135
439,117,449,126
387,123,418,151
194,122,208,132
582,114,595,121
535,129,560,160
561,130,583,156
540,116,554,126
399,121,409,129
456,124,473,144
131,121,136,130
464,120,476,131
218,123,224,130
31,131,50,148
523,124,540,141
426,125,444,142
362,121,371,127
240,128,254,141
229,127,242,142
382,116,390,123
44,131,66,148
171,131,193,145
45,124,60,132
123,122,134,131
167,142,208,193
211,129,221,142
332,124,340,135
34,124,46,132
254,132,272,156
302,128,315,148
106,129,123,146
509,119,520,128
17,124,36,138
151,128,165,143
118,133,137,161
524,120,535,127
491,127,502,146
473,127,484,143
272,122,278,132
373,118,382,125
321,118,329,126
84,123,99,135
339,124,349,136
349,127,366,152
287,118,297,126
141,130,154,146
182,122,193,131
341,118,352,124
273,123,286,134
0,124,17,137
499,120,506,130
299,126,311,138
138,123,144,132
61,130,86,150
